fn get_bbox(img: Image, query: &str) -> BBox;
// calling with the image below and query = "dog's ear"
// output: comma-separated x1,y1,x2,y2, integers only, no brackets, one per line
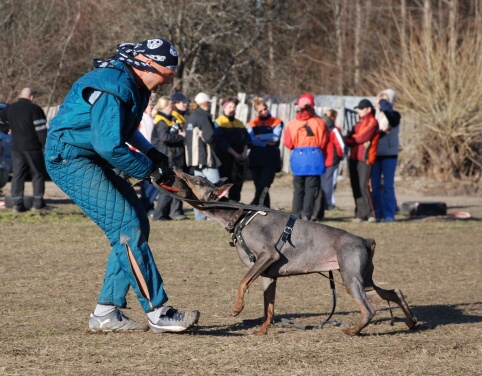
215,184,233,200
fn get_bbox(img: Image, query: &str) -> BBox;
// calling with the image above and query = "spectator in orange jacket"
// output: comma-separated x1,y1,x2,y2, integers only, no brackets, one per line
283,93,329,220
345,99,379,222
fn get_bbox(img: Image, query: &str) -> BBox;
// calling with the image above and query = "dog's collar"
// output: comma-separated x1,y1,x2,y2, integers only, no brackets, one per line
225,208,245,232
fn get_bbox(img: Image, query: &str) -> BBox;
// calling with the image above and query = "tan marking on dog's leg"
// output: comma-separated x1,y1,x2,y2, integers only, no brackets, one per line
342,283,376,336
253,277,277,335
232,251,280,317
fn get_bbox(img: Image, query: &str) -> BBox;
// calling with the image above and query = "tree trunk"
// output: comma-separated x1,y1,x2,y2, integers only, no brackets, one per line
354,0,362,93
334,0,344,95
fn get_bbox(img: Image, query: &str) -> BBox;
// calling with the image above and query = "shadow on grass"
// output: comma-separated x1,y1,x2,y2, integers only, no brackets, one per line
192,302,482,336
411,301,482,329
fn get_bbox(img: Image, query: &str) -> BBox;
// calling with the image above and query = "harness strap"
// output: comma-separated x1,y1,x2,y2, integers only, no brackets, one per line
232,211,258,263
275,215,297,252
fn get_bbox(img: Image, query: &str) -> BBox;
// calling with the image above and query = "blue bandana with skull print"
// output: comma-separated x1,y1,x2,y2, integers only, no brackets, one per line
93,38,178,72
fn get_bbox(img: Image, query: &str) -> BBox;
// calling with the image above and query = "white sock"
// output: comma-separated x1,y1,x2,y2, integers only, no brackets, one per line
93,304,116,317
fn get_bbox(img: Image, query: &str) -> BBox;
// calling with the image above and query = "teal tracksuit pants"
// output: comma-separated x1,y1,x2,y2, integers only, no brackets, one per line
45,143,168,312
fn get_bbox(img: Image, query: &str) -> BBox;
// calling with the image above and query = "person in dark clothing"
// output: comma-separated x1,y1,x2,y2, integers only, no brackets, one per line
4,88,47,212
246,97,283,207
184,92,220,220
0,103,9,134
150,96,187,221
171,92,190,127
214,97,250,202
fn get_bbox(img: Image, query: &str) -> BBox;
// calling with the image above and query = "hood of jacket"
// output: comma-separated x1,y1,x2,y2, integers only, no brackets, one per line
378,89,396,106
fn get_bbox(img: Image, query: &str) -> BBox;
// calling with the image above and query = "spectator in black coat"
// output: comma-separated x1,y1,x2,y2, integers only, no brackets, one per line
4,88,47,212
150,96,187,221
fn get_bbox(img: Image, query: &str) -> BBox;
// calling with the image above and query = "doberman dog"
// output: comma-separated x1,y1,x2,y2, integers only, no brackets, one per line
170,167,418,336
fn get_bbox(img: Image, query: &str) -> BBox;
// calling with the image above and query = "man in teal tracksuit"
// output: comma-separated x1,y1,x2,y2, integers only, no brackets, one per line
45,39,200,333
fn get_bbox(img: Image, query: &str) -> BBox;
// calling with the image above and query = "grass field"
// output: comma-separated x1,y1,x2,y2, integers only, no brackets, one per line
1,177,481,375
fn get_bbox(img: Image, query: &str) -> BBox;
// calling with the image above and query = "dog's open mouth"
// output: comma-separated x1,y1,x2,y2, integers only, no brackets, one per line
164,167,195,199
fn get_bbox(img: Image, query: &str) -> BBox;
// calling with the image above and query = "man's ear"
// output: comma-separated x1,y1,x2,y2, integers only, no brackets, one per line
215,184,233,200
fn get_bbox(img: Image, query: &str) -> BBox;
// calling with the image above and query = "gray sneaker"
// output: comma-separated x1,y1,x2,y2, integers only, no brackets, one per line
148,306,200,333
89,309,149,332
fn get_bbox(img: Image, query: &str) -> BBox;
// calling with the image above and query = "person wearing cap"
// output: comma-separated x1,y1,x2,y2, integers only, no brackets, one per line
370,89,401,222
150,96,187,221
214,97,250,202
184,92,220,220
283,93,329,221
171,92,190,127
44,38,200,333
345,98,380,223
246,97,283,207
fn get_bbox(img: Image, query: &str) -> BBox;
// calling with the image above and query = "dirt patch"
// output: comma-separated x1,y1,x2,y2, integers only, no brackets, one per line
0,175,481,375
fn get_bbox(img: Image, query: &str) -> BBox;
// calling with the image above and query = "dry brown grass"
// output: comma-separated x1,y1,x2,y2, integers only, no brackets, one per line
1,178,482,375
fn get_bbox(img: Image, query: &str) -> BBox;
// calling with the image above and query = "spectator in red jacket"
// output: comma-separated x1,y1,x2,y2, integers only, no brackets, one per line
345,99,379,222
313,109,345,219
283,93,329,220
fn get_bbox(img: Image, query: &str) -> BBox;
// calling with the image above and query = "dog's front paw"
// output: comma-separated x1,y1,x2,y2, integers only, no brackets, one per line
341,327,359,336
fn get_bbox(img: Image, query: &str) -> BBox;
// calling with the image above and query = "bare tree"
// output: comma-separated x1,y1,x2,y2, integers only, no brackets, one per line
369,22,482,182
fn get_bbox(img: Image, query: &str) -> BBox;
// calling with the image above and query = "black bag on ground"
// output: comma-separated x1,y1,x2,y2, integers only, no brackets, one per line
401,201,447,217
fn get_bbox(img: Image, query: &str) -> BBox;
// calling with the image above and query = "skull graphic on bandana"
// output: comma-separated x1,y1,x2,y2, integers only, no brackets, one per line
147,39,163,49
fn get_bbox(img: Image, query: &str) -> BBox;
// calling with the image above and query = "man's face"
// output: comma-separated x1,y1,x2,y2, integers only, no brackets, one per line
138,58,175,91
223,102,237,117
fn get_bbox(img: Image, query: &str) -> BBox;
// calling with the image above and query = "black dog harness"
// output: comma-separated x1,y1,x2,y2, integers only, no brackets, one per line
229,210,297,263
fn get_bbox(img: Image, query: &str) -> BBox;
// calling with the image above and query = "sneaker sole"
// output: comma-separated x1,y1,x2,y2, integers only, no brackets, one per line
89,325,149,333
149,310,200,333
89,328,149,333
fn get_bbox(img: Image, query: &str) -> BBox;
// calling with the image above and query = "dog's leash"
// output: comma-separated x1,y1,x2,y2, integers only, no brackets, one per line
274,270,348,330
152,180,278,212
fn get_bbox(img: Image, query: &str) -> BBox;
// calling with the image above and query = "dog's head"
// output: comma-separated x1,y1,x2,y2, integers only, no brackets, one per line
172,167,232,202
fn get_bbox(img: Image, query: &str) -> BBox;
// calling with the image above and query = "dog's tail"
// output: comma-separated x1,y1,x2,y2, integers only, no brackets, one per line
363,238,376,289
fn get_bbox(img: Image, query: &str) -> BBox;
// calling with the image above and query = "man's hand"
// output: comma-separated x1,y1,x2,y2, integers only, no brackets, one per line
146,147,168,166
150,164,172,184
150,165,179,193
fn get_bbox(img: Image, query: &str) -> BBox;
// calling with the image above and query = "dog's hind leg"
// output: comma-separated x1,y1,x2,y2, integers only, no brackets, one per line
232,246,280,317
365,286,418,329
252,276,277,336
342,278,377,336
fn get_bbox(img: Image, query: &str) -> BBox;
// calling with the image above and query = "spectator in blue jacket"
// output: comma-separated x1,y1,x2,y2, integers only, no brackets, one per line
44,38,200,334
370,89,401,222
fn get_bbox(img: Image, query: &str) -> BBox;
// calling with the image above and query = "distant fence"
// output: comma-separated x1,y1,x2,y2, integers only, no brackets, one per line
43,93,378,175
